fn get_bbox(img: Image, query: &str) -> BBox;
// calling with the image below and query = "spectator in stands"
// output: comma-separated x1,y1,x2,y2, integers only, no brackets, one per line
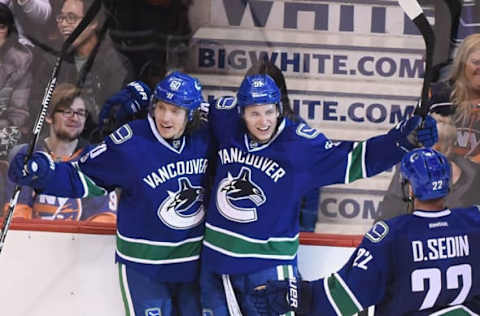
0,0,51,46
3,83,117,222
35,0,133,143
138,57,167,90
107,0,192,78
428,33,480,164
0,3,32,160
375,113,480,221
245,60,319,231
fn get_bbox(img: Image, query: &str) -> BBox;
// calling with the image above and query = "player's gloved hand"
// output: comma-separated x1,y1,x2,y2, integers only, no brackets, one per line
199,101,210,122
391,114,438,151
98,81,152,127
8,151,55,190
408,115,438,148
251,279,312,316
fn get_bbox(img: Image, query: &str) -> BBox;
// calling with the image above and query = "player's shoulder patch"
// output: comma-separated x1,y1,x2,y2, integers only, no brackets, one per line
215,96,237,110
295,123,320,139
365,221,390,243
109,124,133,145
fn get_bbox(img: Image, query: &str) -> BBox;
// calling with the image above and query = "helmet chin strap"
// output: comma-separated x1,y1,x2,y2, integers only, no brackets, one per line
406,195,415,214
401,178,415,213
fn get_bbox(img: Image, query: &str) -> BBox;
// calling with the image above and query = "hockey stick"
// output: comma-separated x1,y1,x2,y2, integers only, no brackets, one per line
398,0,435,117
0,0,102,255
444,0,462,47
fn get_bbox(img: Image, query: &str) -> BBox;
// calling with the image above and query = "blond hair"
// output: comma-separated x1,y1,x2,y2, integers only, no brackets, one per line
449,33,480,124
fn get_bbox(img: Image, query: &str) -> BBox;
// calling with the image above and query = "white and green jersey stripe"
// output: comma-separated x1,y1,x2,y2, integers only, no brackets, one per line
71,161,108,198
345,141,367,184
203,222,299,260
323,273,363,316
116,231,203,265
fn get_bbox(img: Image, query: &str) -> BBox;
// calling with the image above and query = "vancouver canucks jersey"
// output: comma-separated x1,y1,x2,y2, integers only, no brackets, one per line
4,140,117,221
202,102,408,275
309,207,480,316
39,116,211,282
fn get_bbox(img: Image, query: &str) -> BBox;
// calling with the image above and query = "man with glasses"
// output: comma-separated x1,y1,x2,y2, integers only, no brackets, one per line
33,0,133,143
3,83,117,222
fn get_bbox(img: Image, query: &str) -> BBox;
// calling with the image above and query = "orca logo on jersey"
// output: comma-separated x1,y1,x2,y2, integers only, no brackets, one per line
216,167,266,223
157,177,205,230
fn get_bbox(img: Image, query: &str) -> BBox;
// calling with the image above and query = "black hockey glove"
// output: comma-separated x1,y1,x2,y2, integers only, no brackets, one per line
252,279,313,316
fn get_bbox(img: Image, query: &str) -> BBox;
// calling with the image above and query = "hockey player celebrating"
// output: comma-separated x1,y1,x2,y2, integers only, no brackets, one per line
252,148,480,315
200,74,439,315
8,72,212,316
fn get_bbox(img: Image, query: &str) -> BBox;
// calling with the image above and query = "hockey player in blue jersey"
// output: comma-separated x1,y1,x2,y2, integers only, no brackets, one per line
8,72,212,316
252,148,480,315
200,73,439,315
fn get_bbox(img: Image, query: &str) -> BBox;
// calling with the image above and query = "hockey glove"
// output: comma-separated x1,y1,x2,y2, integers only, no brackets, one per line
199,101,210,122
390,114,438,151
411,115,438,148
252,279,313,316
8,151,55,190
98,81,152,127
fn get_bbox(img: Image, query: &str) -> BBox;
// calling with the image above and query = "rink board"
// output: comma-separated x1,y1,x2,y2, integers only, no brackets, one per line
0,224,358,316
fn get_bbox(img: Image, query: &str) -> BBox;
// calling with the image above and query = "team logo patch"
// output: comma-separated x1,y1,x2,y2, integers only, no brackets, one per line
145,307,161,316
252,79,265,88
296,123,320,139
216,167,266,223
194,80,201,91
169,79,182,91
215,96,237,110
157,177,205,229
110,125,133,144
365,221,389,243
202,309,214,316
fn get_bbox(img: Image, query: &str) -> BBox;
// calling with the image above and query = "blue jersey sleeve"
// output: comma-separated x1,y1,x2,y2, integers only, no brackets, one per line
309,221,393,315
209,96,242,142
40,125,136,198
303,124,407,188
74,141,125,194
37,160,93,198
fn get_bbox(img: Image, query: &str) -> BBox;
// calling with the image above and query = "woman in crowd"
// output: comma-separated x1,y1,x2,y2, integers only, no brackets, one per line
429,33,480,164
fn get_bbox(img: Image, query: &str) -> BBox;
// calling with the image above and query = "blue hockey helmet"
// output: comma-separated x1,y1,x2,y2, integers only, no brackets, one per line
236,74,282,114
152,71,204,120
400,148,451,201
